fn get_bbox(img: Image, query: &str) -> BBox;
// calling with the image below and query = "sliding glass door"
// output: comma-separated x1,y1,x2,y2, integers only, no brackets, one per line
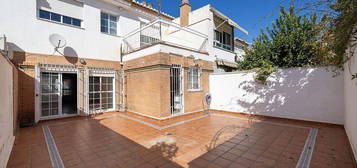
89,76,114,113
40,72,78,118
40,72,60,117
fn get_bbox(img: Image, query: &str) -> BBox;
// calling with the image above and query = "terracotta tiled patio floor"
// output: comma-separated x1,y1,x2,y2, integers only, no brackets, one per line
7,111,356,168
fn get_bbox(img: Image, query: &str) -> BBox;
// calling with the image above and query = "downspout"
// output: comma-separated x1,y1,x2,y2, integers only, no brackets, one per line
119,44,125,111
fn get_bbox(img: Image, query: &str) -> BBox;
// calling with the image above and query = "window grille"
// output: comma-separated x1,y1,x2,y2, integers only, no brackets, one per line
188,66,201,90
88,76,114,113
170,64,183,114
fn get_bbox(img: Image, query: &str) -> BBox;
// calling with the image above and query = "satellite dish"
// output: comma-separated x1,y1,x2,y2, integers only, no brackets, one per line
49,34,66,49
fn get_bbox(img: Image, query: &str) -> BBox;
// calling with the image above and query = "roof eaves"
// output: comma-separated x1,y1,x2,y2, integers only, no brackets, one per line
130,0,174,20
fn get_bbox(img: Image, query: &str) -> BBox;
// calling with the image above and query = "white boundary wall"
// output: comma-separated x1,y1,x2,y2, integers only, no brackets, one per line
0,55,16,168
344,45,357,160
209,67,345,124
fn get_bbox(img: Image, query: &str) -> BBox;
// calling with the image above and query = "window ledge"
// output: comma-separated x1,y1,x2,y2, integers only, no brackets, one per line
37,17,85,30
213,46,235,54
188,89,203,92
101,32,121,38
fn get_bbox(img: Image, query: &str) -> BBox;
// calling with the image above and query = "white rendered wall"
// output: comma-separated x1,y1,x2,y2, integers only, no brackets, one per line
344,45,357,160
184,5,238,63
0,55,15,168
209,67,345,124
0,0,153,62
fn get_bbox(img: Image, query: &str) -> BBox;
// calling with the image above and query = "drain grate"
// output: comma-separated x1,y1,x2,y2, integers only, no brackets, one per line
296,128,318,168
43,125,64,168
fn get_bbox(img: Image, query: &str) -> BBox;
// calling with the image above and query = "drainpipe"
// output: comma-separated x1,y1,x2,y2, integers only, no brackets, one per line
119,44,125,111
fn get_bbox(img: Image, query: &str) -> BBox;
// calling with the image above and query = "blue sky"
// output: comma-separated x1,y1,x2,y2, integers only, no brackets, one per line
141,0,309,43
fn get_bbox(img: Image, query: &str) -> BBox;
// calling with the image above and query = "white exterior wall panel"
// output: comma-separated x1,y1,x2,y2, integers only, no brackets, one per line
209,67,345,125
0,0,153,62
344,46,357,161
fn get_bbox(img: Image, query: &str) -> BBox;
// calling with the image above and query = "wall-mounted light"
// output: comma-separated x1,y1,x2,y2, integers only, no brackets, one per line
193,58,201,66
79,59,86,65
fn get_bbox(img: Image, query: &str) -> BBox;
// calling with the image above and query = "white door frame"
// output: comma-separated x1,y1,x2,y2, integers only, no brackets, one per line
35,66,79,122
87,73,116,115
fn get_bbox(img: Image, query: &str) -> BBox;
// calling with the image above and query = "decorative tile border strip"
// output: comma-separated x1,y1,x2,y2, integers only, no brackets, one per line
296,128,318,168
211,113,311,129
43,113,209,131
42,126,64,168
116,113,210,130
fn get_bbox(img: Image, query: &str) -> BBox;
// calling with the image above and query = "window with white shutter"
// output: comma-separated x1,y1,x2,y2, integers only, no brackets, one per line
188,66,201,91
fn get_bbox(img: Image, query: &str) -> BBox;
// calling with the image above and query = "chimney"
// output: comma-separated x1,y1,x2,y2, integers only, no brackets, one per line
180,0,191,26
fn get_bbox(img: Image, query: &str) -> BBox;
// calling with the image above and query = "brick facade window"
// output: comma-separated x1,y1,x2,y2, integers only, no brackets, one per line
188,66,201,91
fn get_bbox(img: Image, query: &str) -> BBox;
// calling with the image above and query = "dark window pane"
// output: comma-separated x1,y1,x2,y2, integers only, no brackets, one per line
42,109,49,117
72,18,81,27
42,95,50,102
101,26,108,33
102,104,108,110
42,102,50,109
102,77,108,83
108,98,113,103
94,84,100,91
110,28,117,35
63,16,72,24
101,85,108,91
101,12,108,19
39,10,50,19
94,77,100,83
108,85,113,91
51,13,61,22
110,15,117,22
108,103,113,109
51,109,59,115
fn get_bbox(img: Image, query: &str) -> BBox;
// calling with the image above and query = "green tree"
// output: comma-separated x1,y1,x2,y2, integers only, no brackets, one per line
325,0,357,70
237,6,327,84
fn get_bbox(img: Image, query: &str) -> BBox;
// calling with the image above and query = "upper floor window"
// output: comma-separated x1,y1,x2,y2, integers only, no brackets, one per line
39,9,81,27
101,12,118,35
188,66,201,91
214,30,232,51
214,30,223,47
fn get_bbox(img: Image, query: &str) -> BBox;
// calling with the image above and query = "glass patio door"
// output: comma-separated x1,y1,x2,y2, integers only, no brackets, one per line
40,72,60,117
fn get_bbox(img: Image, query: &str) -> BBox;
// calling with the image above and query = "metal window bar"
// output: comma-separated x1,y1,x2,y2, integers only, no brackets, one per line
170,64,183,115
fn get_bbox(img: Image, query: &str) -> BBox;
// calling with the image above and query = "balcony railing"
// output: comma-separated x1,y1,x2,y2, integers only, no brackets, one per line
122,19,208,54
214,40,232,51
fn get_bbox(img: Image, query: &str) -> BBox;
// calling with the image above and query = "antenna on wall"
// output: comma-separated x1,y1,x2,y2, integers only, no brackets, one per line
49,34,67,55
157,0,161,18
290,0,295,8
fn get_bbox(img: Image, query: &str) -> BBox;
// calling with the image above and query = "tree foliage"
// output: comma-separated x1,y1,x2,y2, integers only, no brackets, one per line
324,0,357,70
237,6,326,84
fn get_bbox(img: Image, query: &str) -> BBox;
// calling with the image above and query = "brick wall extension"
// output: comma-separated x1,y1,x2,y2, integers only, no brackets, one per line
12,51,121,124
124,52,214,119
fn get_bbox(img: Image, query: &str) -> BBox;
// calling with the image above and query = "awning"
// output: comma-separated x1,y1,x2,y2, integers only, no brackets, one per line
39,64,77,72
216,59,238,68
88,67,116,76
210,7,248,35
